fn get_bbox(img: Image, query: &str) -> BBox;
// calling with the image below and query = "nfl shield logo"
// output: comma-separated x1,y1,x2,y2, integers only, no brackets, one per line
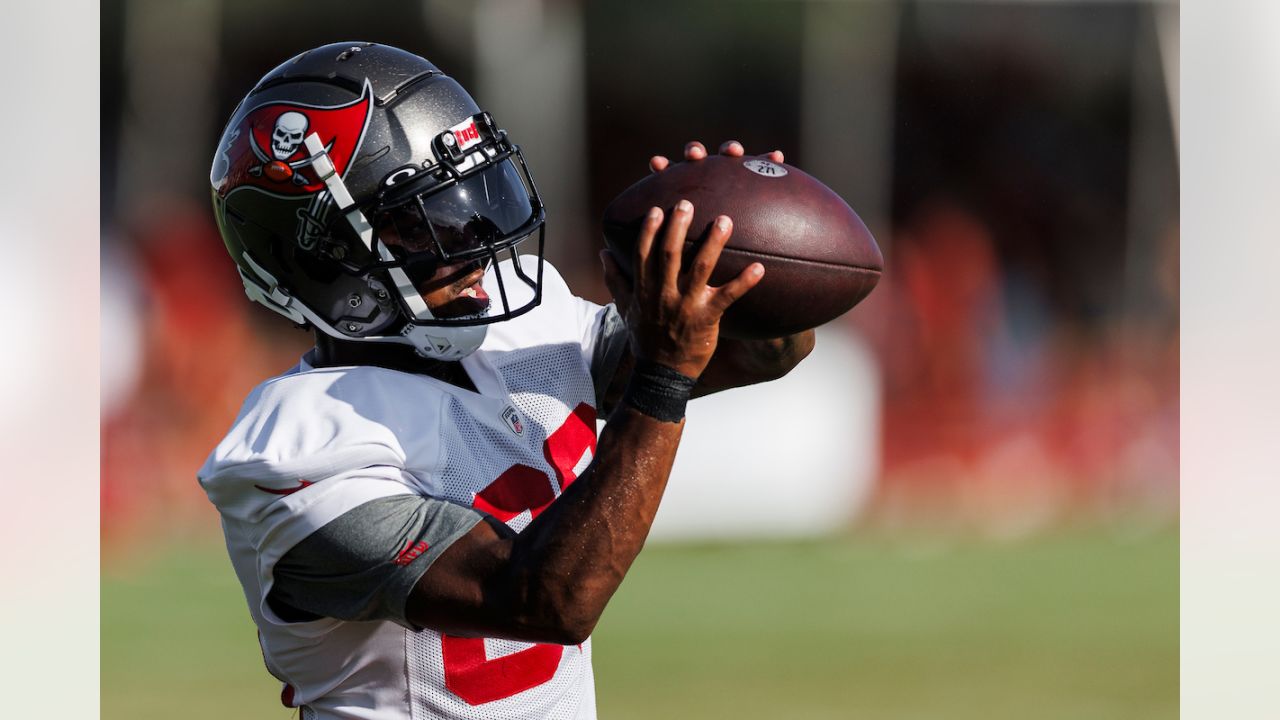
501,406,524,436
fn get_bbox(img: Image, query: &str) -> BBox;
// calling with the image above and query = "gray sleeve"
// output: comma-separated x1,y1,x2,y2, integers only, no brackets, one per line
591,303,630,410
268,494,484,630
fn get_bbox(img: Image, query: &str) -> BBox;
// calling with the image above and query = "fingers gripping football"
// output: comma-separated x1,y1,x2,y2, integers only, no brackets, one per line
648,140,784,174
601,201,764,379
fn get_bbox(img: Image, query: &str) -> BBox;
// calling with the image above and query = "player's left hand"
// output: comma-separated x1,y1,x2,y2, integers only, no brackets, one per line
649,140,784,173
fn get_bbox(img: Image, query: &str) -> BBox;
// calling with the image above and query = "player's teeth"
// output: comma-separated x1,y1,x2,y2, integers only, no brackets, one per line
461,287,478,298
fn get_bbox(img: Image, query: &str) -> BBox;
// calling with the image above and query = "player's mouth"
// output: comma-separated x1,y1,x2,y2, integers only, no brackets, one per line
421,262,491,319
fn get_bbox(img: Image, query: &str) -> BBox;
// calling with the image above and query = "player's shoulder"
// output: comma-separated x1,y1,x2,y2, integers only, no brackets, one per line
200,360,446,489
254,361,440,430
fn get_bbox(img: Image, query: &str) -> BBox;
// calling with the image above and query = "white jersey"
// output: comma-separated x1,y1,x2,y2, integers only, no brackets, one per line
198,259,607,720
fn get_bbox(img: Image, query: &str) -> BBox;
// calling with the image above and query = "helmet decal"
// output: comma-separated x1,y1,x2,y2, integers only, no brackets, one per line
212,80,374,197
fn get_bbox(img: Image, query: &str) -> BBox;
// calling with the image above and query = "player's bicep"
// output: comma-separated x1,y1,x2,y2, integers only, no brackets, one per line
402,514,527,638
268,494,484,629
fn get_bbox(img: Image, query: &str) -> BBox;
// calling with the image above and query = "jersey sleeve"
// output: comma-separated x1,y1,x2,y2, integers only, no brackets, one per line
269,492,484,630
589,303,628,410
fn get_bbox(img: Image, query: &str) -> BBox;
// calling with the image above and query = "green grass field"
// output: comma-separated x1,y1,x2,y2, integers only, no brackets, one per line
102,526,1177,719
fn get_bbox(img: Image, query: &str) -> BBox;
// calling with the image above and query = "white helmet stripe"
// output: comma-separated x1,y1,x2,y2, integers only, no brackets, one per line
304,134,354,208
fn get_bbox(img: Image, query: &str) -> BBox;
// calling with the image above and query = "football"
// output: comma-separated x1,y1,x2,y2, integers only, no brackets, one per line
602,155,882,339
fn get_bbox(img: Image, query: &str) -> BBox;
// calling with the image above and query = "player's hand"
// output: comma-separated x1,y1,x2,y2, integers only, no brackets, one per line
648,140,784,173
600,202,764,379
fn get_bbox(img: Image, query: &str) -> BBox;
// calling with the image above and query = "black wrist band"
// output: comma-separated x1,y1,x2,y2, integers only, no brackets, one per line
622,360,697,423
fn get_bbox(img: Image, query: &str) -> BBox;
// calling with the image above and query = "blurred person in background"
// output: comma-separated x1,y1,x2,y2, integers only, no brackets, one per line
196,42,811,719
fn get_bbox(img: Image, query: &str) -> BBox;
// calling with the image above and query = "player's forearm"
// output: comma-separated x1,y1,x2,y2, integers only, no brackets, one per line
510,332,818,636
506,405,684,643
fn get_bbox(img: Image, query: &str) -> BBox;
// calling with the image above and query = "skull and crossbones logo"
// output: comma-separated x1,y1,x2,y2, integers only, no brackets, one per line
271,112,308,159
249,111,332,185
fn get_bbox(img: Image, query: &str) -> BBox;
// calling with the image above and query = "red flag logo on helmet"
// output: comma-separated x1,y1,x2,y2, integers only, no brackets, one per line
212,80,374,197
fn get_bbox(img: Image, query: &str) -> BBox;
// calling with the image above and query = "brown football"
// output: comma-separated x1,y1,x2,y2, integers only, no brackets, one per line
602,155,882,339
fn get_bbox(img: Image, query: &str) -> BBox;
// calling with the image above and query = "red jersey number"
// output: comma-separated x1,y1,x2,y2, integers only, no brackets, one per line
442,403,597,705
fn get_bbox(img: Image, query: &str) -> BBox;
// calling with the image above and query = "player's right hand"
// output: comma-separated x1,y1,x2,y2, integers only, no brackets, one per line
600,200,764,379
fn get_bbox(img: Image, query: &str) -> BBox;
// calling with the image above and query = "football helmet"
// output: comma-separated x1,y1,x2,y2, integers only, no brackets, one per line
210,42,546,360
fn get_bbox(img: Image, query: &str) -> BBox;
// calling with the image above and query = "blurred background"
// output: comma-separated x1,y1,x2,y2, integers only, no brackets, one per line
101,0,1178,718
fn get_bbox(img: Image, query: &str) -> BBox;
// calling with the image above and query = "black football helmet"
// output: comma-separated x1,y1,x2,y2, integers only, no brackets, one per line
210,42,545,360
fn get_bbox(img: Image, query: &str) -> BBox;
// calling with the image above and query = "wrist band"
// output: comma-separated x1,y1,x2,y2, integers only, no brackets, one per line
622,360,697,423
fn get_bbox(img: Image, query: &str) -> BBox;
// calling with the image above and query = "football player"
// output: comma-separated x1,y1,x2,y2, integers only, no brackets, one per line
199,42,813,719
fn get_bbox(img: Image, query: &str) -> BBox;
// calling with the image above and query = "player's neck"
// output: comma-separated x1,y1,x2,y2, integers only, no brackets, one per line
311,332,478,392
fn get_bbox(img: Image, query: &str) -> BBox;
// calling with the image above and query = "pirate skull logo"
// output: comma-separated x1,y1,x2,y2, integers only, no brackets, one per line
248,110,332,185
225,80,372,193
271,112,309,160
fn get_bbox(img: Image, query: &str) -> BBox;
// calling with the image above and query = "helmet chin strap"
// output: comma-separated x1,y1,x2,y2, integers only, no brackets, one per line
301,132,488,360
